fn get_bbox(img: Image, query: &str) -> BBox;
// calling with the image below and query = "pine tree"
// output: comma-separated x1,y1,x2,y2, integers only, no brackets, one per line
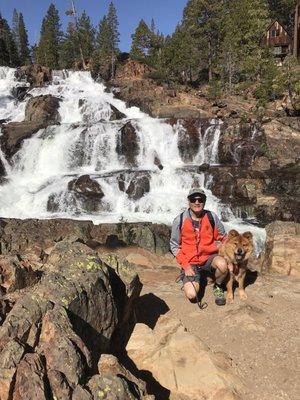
18,13,30,64
150,18,156,33
268,0,297,30
106,2,120,55
0,13,19,66
130,19,152,59
60,22,78,68
78,11,95,60
221,0,269,86
182,0,225,82
161,25,198,82
95,2,120,78
148,32,164,68
0,14,10,66
96,16,111,56
12,9,19,53
36,3,62,68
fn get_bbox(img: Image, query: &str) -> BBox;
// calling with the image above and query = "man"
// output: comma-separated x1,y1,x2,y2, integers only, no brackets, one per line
170,188,228,306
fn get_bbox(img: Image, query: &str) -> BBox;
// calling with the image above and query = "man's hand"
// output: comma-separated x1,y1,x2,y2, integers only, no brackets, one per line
184,266,195,276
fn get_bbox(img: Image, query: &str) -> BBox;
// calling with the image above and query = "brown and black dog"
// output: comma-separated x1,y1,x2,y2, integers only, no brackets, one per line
219,229,254,302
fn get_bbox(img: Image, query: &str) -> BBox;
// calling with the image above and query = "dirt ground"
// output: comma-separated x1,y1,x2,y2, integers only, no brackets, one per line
122,248,300,400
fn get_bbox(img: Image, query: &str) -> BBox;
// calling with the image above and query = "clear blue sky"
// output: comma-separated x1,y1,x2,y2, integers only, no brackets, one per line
0,0,187,51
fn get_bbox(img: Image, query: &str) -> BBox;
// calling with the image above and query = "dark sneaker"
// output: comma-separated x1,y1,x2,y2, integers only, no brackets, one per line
213,284,226,306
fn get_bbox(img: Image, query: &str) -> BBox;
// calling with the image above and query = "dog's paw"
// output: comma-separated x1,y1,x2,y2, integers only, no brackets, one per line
227,293,234,303
239,290,247,300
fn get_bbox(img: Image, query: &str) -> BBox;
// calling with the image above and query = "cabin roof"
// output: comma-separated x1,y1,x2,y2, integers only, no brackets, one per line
265,19,292,38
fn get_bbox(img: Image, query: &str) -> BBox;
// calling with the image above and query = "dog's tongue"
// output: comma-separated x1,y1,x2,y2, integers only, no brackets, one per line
235,254,244,261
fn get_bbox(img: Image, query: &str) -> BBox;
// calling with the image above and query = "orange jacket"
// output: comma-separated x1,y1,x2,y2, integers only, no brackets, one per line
170,209,226,269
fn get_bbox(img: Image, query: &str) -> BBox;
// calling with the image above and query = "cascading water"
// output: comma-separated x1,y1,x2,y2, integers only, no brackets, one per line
0,67,28,122
0,67,266,253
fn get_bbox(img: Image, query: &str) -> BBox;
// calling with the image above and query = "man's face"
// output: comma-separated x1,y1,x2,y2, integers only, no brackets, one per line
188,195,206,213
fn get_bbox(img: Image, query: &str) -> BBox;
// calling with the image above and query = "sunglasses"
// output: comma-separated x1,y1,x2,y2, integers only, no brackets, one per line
189,197,205,203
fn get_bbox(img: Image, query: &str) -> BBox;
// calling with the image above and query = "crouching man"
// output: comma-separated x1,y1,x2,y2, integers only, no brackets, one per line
170,188,229,306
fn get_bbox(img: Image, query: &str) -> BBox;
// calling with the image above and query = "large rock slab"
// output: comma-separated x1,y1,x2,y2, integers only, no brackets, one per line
0,238,147,398
262,221,300,277
116,121,140,166
118,171,151,200
0,255,40,294
16,65,52,87
126,315,243,400
0,121,44,158
0,340,25,400
13,354,48,400
218,123,265,166
67,175,105,212
0,94,61,158
25,94,61,125
85,354,154,400
0,218,170,256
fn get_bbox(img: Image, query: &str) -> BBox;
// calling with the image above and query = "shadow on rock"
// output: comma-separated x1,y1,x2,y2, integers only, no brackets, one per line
134,293,170,329
119,352,171,400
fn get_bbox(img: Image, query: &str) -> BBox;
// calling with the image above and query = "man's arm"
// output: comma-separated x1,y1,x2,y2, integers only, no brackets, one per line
211,212,226,242
170,215,181,257
170,214,194,274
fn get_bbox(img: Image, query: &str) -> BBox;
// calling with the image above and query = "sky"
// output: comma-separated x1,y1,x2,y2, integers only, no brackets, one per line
0,0,187,51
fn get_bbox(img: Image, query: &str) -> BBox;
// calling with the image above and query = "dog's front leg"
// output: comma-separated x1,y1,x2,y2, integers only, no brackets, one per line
226,272,234,303
237,269,247,300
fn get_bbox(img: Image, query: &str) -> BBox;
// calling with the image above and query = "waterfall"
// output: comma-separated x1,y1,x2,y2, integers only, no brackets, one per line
0,67,28,122
0,67,266,254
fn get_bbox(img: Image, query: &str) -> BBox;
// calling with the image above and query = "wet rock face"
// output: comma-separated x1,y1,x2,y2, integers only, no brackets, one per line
116,121,139,166
11,86,29,102
177,121,200,162
208,164,300,225
118,172,150,200
25,94,61,125
0,121,44,158
110,104,126,121
218,123,265,166
167,118,210,163
0,159,5,177
67,175,105,212
68,175,104,198
0,94,61,158
209,167,266,205
15,64,52,87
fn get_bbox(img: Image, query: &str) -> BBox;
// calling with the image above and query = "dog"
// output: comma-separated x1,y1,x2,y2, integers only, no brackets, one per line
219,229,254,302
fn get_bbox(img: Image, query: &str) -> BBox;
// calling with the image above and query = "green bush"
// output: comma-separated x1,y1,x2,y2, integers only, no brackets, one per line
144,70,169,84
207,80,222,100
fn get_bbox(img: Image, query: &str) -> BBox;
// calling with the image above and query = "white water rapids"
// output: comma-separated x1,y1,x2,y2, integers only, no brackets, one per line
0,67,266,253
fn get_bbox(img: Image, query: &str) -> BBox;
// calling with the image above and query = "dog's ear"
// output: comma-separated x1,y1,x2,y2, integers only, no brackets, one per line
227,229,239,238
242,231,253,240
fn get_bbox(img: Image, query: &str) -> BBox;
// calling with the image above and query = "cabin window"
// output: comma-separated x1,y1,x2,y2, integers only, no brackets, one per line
271,29,279,37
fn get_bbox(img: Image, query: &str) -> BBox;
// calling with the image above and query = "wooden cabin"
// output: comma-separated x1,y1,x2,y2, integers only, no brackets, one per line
260,20,292,61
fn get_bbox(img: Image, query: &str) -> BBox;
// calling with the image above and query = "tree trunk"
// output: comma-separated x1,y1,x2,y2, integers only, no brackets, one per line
208,39,213,82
